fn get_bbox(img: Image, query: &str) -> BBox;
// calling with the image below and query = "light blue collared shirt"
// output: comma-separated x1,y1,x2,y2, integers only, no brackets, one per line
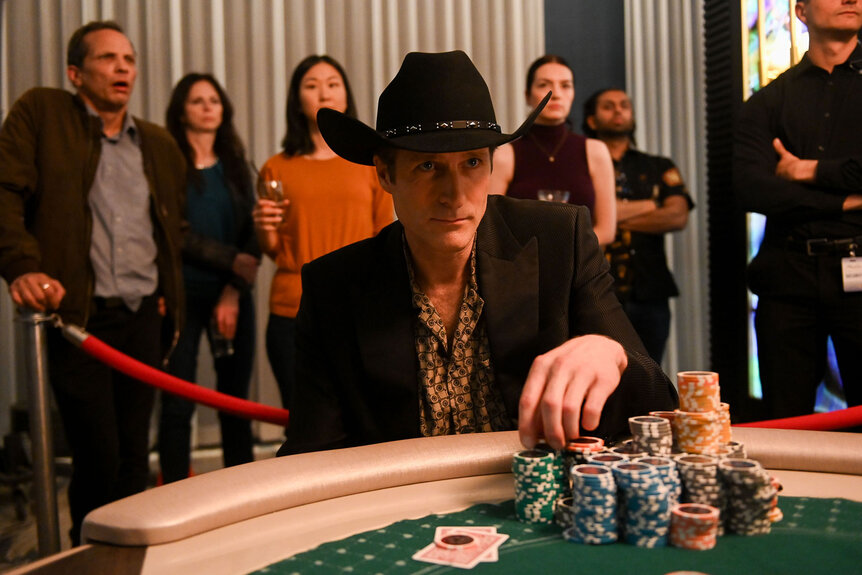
87,107,158,311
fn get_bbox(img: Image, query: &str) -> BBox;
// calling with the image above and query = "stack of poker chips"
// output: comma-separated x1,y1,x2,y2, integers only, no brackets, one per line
629,415,674,455
608,439,647,460
586,453,628,468
583,453,628,535
725,440,747,458
673,410,722,454
564,464,618,544
611,462,672,547
718,458,779,535
669,503,721,550
712,444,736,458
674,454,726,535
677,371,721,412
719,403,732,443
561,437,605,496
633,456,682,508
513,449,561,524
554,496,575,529
648,410,680,452
673,371,725,455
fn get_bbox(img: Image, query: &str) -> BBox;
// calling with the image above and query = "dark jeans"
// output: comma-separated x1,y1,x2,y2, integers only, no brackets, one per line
158,283,255,484
47,294,160,546
266,313,296,411
756,294,862,419
622,298,671,365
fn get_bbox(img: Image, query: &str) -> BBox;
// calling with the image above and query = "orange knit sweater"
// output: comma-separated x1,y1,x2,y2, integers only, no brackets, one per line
260,154,394,318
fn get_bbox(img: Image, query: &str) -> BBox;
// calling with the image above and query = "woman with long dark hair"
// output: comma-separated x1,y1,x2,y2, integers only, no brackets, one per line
490,54,616,245
160,73,260,482
253,55,393,410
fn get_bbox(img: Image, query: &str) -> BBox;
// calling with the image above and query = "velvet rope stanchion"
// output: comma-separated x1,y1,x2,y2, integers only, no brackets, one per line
61,323,289,427
735,405,862,431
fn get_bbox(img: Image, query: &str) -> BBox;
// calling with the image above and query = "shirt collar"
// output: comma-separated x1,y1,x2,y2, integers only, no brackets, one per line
403,232,479,304
797,40,862,75
848,40,862,73
84,103,138,143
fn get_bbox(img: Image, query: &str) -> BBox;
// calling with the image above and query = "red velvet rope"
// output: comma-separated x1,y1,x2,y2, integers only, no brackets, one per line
735,404,862,431
64,323,861,432
70,328,289,426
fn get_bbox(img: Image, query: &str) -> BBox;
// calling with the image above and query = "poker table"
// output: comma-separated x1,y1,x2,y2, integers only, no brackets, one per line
11,427,862,575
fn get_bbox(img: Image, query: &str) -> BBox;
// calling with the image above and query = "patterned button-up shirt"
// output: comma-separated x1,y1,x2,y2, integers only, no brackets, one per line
404,238,512,436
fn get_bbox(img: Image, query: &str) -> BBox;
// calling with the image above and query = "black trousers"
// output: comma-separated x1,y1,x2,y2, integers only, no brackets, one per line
158,283,255,484
621,298,671,365
266,313,297,411
754,253,862,419
47,294,161,545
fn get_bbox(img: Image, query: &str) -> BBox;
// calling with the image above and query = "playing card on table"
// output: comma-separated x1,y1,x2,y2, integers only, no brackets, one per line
435,526,502,562
412,527,508,569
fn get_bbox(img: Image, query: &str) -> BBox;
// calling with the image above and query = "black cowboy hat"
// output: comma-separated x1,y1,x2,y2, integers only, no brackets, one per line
318,50,550,166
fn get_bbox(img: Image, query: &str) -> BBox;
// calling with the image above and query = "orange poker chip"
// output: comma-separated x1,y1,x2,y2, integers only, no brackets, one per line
673,409,722,454
565,436,605,450
670,503,720,551
677,371,721,413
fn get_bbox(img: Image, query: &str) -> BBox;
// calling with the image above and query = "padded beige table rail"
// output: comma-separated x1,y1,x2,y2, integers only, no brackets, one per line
11,428,862,575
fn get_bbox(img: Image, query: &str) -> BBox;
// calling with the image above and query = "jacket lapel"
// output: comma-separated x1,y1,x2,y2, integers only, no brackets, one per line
355,223,418,398
477,200,541,413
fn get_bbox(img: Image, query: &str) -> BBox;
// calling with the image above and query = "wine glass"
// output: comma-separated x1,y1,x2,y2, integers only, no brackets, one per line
537,189,570,203
258,179,284,201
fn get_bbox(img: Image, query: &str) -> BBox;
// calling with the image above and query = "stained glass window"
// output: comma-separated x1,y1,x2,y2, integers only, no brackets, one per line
741,1,842,412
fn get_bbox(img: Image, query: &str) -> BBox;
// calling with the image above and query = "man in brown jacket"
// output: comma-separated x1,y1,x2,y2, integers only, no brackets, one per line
0,21,185,545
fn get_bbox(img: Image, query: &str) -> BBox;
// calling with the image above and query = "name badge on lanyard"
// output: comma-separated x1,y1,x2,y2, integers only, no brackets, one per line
842,256,862,292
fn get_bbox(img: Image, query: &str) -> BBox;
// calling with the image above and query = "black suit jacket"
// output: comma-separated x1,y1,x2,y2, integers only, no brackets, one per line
281,195,676,455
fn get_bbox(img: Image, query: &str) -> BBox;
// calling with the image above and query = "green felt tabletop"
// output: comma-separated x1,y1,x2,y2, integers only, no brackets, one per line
254,496,862,575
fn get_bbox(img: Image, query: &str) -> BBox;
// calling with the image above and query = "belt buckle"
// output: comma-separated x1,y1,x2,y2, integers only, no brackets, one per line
805,238,829,256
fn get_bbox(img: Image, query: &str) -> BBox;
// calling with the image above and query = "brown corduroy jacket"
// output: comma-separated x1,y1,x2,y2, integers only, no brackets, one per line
0,87,186,353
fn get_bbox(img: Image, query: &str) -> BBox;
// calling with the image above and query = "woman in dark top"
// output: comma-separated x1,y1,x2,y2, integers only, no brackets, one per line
160,73,260,483
490,54,616,245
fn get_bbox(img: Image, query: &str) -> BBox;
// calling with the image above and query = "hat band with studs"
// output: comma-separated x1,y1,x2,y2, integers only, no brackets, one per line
383,120,501,139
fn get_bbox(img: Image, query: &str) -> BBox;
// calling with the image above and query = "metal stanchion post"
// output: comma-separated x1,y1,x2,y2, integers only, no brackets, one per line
16,308,61,556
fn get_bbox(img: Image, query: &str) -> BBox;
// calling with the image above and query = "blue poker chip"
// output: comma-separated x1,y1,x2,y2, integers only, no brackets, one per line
611,461,671,547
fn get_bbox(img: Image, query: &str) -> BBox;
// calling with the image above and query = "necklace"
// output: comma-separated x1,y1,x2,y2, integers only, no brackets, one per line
528,130,567,163
195,157,219,170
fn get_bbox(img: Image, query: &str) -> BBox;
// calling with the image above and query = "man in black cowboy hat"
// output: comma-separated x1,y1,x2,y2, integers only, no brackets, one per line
280,51,675,456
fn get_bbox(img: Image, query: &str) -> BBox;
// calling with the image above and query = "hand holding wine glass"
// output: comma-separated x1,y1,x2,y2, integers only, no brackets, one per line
258,178,284,202
253,178,288,232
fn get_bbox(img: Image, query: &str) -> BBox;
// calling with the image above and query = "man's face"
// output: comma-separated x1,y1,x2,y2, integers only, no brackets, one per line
588,90,635,139
375,148,491,258
796,0,862,37
67,28,137,114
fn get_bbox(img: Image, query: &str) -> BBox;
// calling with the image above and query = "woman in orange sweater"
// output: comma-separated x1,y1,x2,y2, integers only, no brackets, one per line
253,55,394,410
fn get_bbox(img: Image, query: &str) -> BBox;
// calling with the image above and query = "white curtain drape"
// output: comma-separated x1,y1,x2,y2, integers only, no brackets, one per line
0,0,545,441
624,0,709,377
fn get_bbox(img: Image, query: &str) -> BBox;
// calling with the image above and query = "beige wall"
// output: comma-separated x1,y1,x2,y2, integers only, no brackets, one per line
0,0,546,441
0,0,711,445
